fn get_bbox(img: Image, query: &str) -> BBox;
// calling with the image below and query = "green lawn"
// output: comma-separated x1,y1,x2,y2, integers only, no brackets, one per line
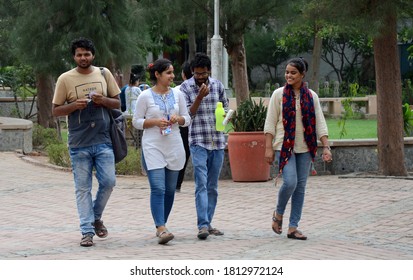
326,118,377,139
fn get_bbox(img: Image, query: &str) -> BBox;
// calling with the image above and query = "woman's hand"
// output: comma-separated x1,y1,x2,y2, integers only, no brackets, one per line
265,147,275,165
322,147,333,162
169,114,183,125
158,117,170,129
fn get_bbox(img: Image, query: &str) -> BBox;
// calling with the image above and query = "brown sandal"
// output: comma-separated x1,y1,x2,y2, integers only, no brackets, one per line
272,211,282,235
156,229,174,244
93,220,108,238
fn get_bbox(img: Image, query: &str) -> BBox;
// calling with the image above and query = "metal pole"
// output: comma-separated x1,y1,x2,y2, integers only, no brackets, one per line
211,0,223,82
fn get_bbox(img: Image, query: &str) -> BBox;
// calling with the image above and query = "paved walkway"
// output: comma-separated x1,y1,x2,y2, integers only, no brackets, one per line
1,151,412,261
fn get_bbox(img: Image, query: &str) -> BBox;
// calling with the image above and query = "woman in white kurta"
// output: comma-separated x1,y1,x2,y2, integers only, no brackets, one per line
132,58,190,245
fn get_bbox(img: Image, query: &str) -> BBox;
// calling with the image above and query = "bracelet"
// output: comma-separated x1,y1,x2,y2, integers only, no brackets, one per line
323,146,331,150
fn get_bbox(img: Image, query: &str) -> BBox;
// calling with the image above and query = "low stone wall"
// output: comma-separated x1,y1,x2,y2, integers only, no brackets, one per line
313,138,413,175
0,117,33,154
0,97,37,119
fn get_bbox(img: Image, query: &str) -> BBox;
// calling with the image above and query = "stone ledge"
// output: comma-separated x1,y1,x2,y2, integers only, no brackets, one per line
0,117,33,153
329,137,413,147
0,117,33,130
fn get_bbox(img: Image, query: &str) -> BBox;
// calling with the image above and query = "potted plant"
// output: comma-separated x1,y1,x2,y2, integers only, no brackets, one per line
228,97,271,182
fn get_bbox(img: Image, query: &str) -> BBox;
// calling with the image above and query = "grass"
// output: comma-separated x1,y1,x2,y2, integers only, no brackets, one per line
327,118,377,139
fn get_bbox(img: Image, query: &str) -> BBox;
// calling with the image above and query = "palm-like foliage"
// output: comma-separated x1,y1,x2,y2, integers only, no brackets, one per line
231,97,267,132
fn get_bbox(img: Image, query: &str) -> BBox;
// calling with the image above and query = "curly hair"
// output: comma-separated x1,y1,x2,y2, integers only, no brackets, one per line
71,37,95,55
190,53,211,71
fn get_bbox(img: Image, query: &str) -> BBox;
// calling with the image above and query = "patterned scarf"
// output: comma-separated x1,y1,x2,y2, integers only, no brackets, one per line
279,82,317,173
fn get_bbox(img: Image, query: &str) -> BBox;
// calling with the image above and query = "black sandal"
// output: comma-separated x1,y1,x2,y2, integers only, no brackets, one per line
94,220,108,238
272,212,282,235
287,230,307,240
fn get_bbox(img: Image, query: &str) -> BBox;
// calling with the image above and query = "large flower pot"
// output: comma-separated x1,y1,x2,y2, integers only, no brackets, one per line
227,131,271,182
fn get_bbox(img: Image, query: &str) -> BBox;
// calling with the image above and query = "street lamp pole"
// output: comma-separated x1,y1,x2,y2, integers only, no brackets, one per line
211,0,223,82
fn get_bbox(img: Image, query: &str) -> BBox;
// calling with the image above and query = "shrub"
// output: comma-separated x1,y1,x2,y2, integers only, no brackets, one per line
115,147,142,175
46,143,71,167
403,103,413,136
32,124,61,148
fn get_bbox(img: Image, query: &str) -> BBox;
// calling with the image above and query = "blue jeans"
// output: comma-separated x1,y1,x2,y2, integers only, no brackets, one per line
276,152,312,228
142,154,178,227
190,145,224,229
69,143,116,235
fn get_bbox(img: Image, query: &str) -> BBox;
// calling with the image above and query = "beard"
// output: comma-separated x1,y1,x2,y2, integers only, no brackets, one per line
195,77,208,86
77,60,92,69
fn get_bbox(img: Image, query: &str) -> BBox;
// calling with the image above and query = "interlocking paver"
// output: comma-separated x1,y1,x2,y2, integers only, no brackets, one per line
0,151,412,260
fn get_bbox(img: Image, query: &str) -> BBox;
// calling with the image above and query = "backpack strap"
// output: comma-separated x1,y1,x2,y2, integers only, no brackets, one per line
100,67,107,82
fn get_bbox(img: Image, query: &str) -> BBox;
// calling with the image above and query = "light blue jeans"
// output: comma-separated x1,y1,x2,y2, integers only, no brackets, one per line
142,154,178,227
69,143,116,235
276,151,312,228
190,145,224,230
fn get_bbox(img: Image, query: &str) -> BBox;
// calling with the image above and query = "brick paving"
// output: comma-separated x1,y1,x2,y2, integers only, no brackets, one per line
0,151,413,261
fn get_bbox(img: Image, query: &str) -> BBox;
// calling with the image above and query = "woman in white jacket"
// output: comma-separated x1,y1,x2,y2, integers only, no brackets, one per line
264,57,332,240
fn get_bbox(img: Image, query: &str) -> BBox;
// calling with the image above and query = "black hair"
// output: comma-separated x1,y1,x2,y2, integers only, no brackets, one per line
148,58,173,83
129,73,140,85
190,53,211,71
181,61,192,80
287,57,308,74
71,37,95,55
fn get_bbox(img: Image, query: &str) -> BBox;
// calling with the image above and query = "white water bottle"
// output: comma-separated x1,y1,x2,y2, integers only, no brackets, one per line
222,109,234,125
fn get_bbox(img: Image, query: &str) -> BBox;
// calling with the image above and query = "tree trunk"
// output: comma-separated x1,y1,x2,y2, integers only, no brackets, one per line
228,36,249,106
187,16,196,62
373,10,407,176
36,73,56,129
309,34,322,93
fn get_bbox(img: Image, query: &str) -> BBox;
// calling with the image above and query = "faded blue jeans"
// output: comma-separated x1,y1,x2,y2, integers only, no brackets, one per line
190,145,224,230
69,143,116,235
276,151,312,228
142,154,178,227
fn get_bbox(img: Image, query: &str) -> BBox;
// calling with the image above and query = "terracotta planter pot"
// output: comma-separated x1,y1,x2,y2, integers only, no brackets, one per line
227,131,271,182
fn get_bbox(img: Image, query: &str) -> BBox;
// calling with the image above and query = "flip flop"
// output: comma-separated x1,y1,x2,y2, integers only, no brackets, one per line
287,230,307,240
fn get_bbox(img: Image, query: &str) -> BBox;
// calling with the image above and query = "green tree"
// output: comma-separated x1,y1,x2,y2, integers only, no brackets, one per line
173,1,288,106
8,0,147,128
278,3,374,90
0,0,20,66
244,27,290,87
319,0,413,176
139,0,204,62
219,1,288,105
